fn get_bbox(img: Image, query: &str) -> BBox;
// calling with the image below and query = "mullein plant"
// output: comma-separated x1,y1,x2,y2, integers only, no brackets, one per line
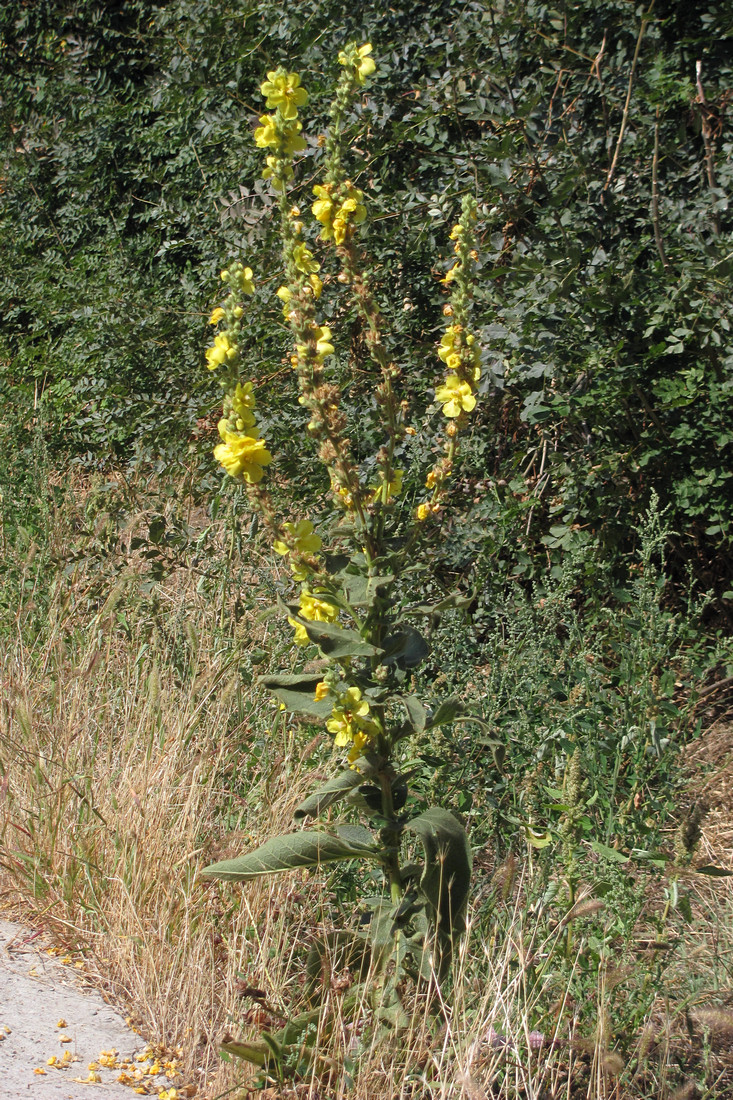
201,44,487,1075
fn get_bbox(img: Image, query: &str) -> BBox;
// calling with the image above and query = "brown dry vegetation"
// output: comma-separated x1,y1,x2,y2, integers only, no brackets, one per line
2,476,733,1100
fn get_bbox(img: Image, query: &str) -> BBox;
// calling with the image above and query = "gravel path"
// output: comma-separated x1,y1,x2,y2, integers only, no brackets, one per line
0,920,179,1099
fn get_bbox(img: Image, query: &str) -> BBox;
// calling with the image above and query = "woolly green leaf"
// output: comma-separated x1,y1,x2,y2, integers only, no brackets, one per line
426,696,465,729
293,770,363,819
405,807,472,939
398,694,427,732
590,840,630,863
259,672,332,718
296,618,383,658
201,830,378,881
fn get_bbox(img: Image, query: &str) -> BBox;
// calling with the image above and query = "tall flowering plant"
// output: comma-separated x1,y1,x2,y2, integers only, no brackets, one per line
202,44,486,1071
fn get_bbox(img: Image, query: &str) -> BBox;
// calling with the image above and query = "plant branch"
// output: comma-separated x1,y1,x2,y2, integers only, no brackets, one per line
695,60,721,237
603,0,655,195
652,106,670,269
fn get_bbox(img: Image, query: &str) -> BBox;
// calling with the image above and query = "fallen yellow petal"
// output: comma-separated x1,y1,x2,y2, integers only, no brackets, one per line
34,1068,47,1075
57,1019,68,1028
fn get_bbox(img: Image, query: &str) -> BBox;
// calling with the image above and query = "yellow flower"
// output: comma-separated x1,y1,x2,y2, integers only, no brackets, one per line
370,469,403,503
435,375,477,418
293,242,320,275
296,324,334,365
309,272,323,298
438,325,460,363
315,325,334,361
260,70,308,119
254,113,305,154
416,503,430,521
213,426,272,483
254,114,279,148
273,519,322,557
312,183,335,226
283,122,306,156
440,263,459,285
332,196,366,244
222,264,255,295
313,183,366,243
208,306,225,325
288,617,310,646
314,681,330,701
299,591,337,623
326,687,371,746
338,43,376,85
288,590,337,647
229,382,257,430
205,332,237,370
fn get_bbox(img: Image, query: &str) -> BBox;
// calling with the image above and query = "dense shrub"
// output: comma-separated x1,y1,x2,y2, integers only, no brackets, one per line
1,0,732,584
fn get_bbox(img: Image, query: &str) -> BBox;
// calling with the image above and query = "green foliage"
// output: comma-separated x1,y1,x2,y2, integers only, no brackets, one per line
2,0,732,586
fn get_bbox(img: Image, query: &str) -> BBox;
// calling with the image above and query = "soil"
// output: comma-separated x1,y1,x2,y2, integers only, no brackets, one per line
0,920,172,1100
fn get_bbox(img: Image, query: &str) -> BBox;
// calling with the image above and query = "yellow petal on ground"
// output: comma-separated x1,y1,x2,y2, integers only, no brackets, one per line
57,1019,67,1028
34,1067,47,1075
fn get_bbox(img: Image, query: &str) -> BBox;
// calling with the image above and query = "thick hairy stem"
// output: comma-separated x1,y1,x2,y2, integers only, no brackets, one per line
379,773,404,905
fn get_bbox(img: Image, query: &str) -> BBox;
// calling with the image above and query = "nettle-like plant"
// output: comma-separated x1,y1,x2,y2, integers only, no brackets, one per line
201,44,489,1073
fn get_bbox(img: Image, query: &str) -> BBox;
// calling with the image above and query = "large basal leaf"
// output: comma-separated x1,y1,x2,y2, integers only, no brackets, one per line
294,770,363,820
405,808,472,939
295,617,383,658
259,672,333,719
201,829,377,881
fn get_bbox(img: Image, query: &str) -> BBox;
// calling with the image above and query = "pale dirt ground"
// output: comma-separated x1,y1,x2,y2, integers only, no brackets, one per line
0,920,169,1100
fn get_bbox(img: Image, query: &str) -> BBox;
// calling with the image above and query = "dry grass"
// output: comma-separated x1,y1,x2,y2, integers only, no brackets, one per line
2,475,733,1099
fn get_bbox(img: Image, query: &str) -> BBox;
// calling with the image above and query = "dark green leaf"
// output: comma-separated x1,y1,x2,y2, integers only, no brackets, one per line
382,625,429,669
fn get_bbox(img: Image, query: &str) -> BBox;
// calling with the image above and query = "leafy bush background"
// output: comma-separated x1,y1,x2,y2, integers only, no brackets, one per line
1,0,732,587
